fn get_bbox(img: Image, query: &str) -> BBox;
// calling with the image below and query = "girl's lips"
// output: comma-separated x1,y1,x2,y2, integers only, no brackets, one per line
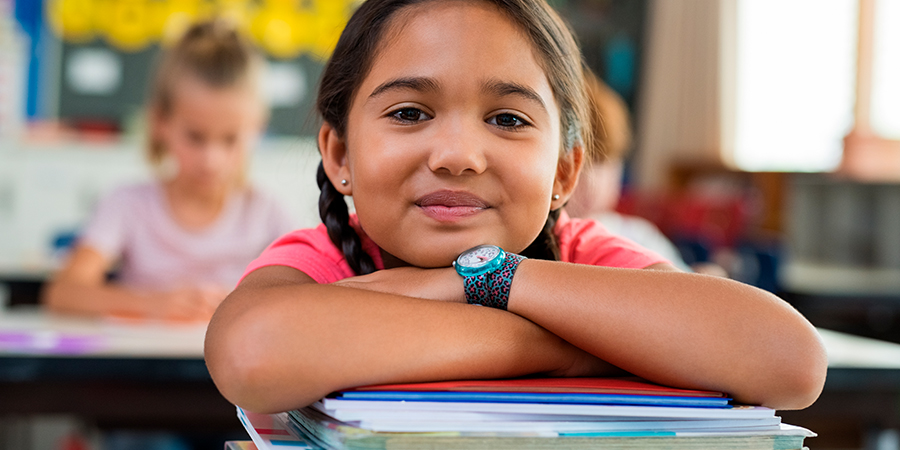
416,190,489,221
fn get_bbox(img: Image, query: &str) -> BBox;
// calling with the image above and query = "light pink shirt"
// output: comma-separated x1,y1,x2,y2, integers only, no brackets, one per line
242,211,668,284
79,182,294,291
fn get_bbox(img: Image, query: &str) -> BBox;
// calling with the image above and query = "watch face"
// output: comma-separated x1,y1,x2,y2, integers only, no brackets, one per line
458,245,503,268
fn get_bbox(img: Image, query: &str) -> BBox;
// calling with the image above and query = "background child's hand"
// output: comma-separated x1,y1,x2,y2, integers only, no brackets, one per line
332,267,466,304
157,287,227,321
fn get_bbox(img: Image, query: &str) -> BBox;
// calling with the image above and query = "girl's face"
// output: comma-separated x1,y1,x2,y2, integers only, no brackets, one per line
156,77,264,192
325,1,578,267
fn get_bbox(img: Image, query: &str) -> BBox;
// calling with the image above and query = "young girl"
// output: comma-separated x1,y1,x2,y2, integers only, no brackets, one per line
43,20,293,321
205,0,826,414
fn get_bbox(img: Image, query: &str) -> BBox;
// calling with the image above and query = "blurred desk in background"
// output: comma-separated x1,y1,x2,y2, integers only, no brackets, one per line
783,329,900,450
783,291,900,346
0,306,238,434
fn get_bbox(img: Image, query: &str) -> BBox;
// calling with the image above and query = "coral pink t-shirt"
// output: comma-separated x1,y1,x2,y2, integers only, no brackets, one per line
242,211,668,284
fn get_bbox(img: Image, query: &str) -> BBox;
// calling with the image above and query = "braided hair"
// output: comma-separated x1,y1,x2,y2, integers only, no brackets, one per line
521,210,562,261
315,0,587,273
316,162,377,275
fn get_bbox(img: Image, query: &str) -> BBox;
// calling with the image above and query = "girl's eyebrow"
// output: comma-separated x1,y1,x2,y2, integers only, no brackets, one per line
368,77,440,101
481,79,547,111
366,76,546,112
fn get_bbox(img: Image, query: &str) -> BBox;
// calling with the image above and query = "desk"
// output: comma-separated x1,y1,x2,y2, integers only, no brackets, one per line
778,329,900,450
3,308,900,449
0,307,239,438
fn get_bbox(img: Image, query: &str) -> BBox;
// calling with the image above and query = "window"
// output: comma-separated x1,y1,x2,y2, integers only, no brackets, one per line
732,0,858,172
870,0,900,139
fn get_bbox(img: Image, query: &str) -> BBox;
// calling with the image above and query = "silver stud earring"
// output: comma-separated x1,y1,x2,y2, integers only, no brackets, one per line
341,179,348,186
552,194,560,201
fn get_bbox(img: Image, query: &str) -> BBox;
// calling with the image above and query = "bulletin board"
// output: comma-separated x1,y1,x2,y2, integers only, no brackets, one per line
37,0,357,137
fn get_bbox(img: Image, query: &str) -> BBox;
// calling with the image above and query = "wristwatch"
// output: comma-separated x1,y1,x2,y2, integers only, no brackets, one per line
453,245,526,310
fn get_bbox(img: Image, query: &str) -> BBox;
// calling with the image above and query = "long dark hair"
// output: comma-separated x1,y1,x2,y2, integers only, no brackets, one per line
316,0,590,275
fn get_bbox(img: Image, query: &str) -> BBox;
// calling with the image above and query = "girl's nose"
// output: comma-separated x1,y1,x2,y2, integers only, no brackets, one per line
426,117,488,176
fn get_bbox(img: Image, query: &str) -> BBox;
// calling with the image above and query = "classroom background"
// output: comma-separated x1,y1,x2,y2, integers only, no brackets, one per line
1,0,899,449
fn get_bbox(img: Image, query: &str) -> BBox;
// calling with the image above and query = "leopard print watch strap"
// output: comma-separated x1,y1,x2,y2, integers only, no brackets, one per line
463,253,526,310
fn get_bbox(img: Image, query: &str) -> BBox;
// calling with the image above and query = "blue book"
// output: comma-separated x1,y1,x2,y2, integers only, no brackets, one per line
338,391,731,408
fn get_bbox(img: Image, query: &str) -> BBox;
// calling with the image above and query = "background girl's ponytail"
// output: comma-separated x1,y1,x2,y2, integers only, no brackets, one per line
316,162,377,275
147,19,263,168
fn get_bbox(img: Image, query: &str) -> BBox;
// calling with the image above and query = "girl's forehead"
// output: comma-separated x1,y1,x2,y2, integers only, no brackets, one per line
358,1,555,103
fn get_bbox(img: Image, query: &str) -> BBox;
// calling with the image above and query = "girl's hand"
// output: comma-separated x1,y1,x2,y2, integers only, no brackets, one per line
332,267,466,303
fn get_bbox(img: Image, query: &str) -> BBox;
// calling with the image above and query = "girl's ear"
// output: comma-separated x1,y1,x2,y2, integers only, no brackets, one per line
318,121,352,195
551,143,585,211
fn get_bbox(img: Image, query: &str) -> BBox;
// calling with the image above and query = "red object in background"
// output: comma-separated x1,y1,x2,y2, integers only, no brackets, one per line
71,119,121,142
617,189,753,249
59,432,91,450
71,119,120,134
663,194,751,249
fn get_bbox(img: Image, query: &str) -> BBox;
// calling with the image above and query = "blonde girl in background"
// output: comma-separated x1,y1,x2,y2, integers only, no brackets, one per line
205,0,826,414
43,20,293,321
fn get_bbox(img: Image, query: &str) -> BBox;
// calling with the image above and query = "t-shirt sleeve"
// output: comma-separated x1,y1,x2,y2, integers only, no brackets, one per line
77,188,130,261
240,225,354,285
557,215,670,269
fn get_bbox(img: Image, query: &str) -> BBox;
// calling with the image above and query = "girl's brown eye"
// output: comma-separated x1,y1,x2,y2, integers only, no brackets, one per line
489,113,531,130
496,114,520,127
391,107,431,123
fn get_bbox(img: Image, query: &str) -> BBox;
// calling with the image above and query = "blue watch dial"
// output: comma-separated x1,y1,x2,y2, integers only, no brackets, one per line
454,245,506,277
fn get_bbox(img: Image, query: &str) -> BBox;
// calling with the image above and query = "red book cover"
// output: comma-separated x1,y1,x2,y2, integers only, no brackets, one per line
350,377,726,398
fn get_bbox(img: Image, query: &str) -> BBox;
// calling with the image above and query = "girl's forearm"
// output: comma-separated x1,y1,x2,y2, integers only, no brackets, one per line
507,260,827,410
205,282,608,414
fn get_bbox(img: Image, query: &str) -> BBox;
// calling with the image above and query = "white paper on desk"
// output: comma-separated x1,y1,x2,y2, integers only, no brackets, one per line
320,398,776,420
353,417,784,433
312,402,782,432
818,328,900,368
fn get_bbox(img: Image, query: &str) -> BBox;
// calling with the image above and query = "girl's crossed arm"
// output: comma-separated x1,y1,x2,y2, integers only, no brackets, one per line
206,261,826,414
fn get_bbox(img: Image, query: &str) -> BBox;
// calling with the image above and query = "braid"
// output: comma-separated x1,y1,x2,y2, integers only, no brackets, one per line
521,209,561,261
316,162,377,275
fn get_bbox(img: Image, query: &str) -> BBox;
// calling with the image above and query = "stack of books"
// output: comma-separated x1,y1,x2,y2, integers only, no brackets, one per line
237,377,815,450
